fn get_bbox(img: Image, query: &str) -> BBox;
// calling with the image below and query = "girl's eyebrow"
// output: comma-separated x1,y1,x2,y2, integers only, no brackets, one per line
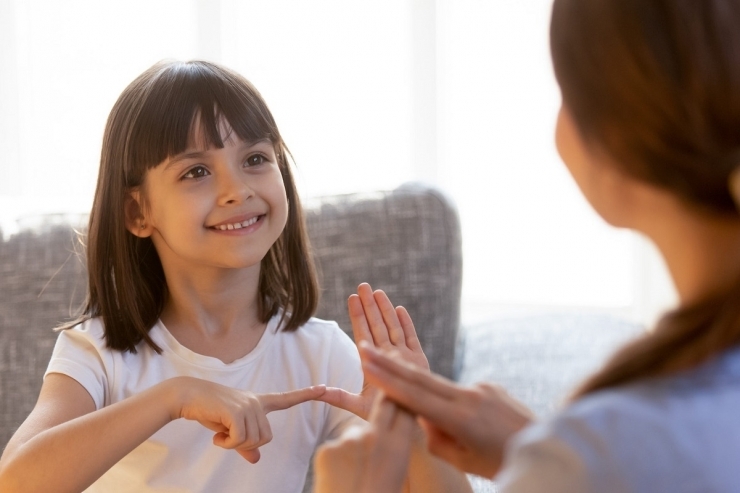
165,150,207,170
164,139,272,170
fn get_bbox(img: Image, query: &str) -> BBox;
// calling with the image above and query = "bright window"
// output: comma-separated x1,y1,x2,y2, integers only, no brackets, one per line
0,0,677,325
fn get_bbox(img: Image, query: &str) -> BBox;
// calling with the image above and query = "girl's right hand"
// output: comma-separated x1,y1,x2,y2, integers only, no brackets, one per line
171,377,326,463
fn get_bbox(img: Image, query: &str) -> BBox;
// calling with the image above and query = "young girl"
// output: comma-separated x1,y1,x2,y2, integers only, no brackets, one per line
316,0,740,491
0,61,469,493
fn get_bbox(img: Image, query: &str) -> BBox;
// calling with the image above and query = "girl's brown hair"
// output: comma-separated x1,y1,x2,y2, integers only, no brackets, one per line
550,0,740,396
62,60,319,353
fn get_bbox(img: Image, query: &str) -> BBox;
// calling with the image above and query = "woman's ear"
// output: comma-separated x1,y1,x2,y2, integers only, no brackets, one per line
124,190,153,238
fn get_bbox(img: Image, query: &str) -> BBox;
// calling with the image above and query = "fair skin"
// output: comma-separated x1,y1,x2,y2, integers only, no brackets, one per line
315,393,416,493
0,125,322,492
313,105,740,486
318,283,473,492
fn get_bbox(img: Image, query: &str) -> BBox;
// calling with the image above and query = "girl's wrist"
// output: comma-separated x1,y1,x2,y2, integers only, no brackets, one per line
161,376,193,421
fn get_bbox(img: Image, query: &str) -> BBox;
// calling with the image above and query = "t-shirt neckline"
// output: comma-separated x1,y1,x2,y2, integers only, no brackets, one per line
151,313,282,370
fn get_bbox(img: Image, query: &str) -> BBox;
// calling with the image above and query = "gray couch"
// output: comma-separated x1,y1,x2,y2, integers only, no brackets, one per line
0,182,642,492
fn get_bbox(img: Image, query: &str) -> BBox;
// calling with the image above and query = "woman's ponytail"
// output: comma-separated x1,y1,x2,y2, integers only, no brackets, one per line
572,277,740,398
550,0,740,398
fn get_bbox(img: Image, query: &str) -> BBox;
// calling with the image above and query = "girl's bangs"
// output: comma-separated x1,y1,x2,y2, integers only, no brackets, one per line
129,61,280,174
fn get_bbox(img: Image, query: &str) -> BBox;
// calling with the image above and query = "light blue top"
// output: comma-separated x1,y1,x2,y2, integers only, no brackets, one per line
496,346,740,492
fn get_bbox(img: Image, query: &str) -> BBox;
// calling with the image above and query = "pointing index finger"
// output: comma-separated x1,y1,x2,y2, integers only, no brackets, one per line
260,385,326,413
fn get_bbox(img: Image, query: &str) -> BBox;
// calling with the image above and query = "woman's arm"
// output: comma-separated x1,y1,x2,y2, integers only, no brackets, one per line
361,343,534,478
0,374,324,493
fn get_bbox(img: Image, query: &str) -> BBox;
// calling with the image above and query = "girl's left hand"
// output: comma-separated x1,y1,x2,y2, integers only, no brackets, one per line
314,393,415,493
319,283,429,419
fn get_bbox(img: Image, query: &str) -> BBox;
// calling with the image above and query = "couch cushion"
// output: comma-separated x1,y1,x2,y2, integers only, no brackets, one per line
306,183,463,379
0,215,88,449
458,312,644,417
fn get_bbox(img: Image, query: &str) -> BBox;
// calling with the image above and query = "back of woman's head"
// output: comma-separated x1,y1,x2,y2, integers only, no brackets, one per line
552,0,740,213
66,60,318,352
550,0,740,396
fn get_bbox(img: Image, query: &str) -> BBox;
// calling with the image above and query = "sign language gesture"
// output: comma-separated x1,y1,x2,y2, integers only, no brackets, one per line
314,393,416,493
175,377,327,462
319,283,430,419
360,344,534,478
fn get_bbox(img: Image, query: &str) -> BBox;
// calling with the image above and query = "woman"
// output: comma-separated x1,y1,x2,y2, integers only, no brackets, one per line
316,0,740,491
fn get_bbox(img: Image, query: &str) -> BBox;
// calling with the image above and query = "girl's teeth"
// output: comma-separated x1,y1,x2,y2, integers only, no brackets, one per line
214,216,261,230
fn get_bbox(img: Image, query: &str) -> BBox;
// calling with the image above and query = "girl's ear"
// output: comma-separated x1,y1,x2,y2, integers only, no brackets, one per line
124,190,153,238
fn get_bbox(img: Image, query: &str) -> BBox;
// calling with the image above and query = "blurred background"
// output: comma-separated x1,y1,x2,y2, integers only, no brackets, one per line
0,0,677,327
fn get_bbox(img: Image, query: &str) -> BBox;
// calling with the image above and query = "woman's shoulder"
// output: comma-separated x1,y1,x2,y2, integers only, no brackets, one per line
556,348,740,445
505,347,740,491
562,345,740,425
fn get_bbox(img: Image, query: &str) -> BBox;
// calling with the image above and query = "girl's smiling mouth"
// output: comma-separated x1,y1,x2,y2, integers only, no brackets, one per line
208,214,265,232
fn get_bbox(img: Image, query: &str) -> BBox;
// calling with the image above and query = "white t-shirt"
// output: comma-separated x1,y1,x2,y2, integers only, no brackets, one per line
45,314,364,493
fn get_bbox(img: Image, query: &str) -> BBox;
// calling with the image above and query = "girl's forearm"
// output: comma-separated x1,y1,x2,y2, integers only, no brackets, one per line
0,378,184,493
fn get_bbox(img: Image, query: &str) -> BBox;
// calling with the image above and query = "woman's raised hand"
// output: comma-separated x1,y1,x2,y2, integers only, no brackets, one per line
319,283,430,419
172,377,326,463
359,344,534,477
314,393,415,493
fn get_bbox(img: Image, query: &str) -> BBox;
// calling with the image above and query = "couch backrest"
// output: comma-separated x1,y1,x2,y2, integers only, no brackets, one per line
0,183,462,450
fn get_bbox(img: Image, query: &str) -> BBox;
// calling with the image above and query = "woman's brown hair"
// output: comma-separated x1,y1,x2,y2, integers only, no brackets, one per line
550,0,740,396
61,60,319,353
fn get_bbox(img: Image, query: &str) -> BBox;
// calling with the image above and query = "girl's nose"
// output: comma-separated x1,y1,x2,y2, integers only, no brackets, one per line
217,169,255,206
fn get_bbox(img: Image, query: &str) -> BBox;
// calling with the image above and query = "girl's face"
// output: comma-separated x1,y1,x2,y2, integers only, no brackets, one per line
128,120,289,275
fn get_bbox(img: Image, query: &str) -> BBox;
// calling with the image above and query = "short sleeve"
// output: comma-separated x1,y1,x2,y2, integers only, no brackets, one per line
495,421,593,493
45,319,111,410
496,409,627,493
320,325,365,442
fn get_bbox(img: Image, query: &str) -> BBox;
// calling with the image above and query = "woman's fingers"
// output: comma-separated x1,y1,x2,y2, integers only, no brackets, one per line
363,360,456,425
424,428,469,472
361,342,458,399
359,346,467,435
259,385,326,413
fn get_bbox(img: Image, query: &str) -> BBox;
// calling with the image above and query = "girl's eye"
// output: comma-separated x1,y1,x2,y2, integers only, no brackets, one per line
245,154,267,167
182,166,209,180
